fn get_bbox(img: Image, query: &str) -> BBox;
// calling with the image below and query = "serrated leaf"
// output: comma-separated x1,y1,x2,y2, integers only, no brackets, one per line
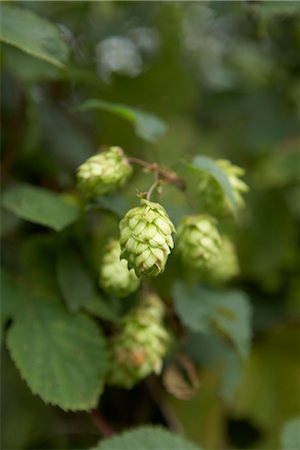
76,99,167,142
7,296,108,411
0,5,68,68
281,417,300,450
56,248,95,312
91,426,201,450
188,155,237,214
2,184,79,231
174,282,252,359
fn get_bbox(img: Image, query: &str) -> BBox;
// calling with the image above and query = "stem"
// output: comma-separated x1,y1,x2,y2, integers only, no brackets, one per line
90,410,114,438
146,176,160,201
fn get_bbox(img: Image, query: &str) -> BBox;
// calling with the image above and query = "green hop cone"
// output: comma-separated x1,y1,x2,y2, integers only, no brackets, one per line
99,240,140,298
119,199,175,277
176,214,222,270
77,146,132,197
197,159,249,216
203,236,240,283
108,293,170,389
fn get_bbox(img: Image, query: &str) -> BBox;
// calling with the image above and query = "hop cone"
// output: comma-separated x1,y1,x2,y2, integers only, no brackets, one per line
99,240,140,298
77,146,132,197
176,214,222,270
197,159,249,216
203,236,240,283
119,199,175,277
108,293,170,389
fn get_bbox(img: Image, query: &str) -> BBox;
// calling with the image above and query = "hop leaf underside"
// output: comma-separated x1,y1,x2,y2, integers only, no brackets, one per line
108,294,170,388
119,199,175,277
177,214,222,270
99,240,140,298
77,146,132,197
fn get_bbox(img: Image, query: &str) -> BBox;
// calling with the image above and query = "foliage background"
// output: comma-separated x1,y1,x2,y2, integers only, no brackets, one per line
1,1,300,449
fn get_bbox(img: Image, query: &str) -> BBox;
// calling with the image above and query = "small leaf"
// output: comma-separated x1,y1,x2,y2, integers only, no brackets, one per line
87,194,130,218
91,426,201,450
2,184,79,231
0,5,68,68
281,417,300,450
174,282,252,359
56,248,96,312
188,156,237,214
76,99,167,142
7,296,108,411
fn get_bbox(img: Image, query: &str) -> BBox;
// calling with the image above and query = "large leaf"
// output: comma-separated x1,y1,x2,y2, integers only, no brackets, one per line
84,295,121,323
186,332,242,403
281,417,300,450
91,426,201,450
188,156,237,214
2,184,79,231
76,99,167,142
7,296,108,411
56,248,95,312
0,5,68,68
174,282,252,359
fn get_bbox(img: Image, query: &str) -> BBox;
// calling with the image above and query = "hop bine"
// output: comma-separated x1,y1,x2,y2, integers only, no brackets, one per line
119,199,175,277
197,159,249,216
77,146,132,197
99,240,140,298
176,214,222,270
108,293,170,389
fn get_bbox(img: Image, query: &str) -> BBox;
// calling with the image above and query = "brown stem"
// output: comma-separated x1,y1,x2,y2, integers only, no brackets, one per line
90,410,114,438
127,157,186,191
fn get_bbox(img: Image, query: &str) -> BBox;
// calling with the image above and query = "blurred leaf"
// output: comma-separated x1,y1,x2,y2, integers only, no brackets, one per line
281,416,300,450
1,270,25,324
0,4,68,68
174,282,252,359
7,295,108,411
256,2,300,17
84,295,120,323
91,426,201,450
186,332,242,404
76,99,168,142
235,326,300,448
87,194,130,218
2,184,79,231
0,207,20,237
187,156,237,214
56,248,96,312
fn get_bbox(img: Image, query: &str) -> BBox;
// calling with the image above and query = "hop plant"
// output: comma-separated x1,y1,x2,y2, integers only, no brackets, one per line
108,293,170,389
77,146,132,197
176,214,222,270
202,236,240,283
197,159,249,216
99,240,140,298
119,199,175,277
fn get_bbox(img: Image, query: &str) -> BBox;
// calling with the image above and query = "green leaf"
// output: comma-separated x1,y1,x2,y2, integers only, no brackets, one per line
84,295,121,323
91,426,201,450
188,156,237,214
281,417,300,450
1,270,25,324
174,282,252,359
87,194,130,218
2,184,79,231
76,99,167,142
186,332,242,403
0,5,68,68
56,248,95,312
7,296,108,411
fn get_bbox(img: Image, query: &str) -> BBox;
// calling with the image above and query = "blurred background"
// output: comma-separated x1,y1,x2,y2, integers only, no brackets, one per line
1,1,300,449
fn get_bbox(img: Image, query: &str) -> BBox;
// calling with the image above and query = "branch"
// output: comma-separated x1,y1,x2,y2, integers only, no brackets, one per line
90,410,114,438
